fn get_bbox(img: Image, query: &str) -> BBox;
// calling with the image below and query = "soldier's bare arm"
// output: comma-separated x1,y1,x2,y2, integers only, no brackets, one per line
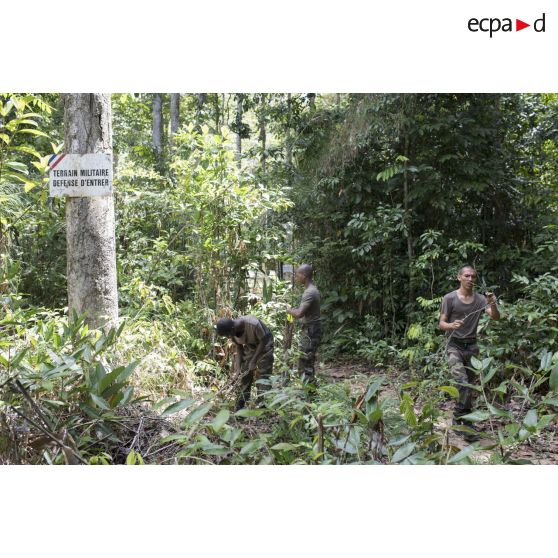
485,293,500,320
439,313,464,331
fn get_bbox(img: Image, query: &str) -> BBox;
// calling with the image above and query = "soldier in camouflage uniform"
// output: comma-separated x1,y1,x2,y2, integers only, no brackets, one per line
216,316,274,411
439,265,500,441
288,264,322,385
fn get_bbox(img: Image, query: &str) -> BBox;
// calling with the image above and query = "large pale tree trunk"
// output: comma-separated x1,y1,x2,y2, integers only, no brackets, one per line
152,93,163,154
63,94,118,329
170,93,180,138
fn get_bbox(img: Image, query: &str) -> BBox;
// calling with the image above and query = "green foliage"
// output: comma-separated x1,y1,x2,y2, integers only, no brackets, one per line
3,92,558,465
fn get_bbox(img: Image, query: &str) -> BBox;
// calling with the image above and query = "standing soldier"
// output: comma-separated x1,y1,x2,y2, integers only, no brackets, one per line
288,264,322,385
439,265,500,441
216,316,274,411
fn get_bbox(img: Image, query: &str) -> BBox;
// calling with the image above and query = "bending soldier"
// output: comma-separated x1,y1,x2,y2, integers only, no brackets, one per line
216,316,274,411
288,264,322,385
439,265,500,441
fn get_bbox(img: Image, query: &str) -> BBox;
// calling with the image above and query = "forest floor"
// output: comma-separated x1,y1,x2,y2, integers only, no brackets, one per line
319,361,558,465
112,359,558,465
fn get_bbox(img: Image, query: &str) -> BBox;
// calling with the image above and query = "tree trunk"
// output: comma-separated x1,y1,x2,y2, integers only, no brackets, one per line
170,93,180,138
235,94,243,168
259,94,267,174
308,93,316,110
286,93,293,172
196,93,206,130
403,134,415,314
152,93,163,154
63,94,118,330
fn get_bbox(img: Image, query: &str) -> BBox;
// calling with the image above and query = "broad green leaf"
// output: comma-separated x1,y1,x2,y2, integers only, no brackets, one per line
90,393,111,410
17,128,48,137
184,402,213,424
523,409,538,431
537,414,555,430
487,404,511,419
240,438,265,455
10,347,28,368
365,376,384,402
119,386,134,407
459,410,489,422
235,408,266,418
161,398,195,417
197,443,229,456
539,349,553,371
470,356,483,370
481,366,498,385
439,385,459,398
126,451,144,465
541,397,558,408
6,161,28,174
549,362,558,392
271,443,298,451
388,434,412,447
211,409,230,432
448,443,478,464
153,396,176,410
99,361,139,394
391,442,416,463
400,393,417,427
160,433,190,443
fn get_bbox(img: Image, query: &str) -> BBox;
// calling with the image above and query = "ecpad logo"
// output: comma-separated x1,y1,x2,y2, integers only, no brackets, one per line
468,13,546,37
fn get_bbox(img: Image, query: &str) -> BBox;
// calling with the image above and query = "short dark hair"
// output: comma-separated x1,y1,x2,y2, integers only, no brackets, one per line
458,265,477,276
216,318,235,336
297,263,313,279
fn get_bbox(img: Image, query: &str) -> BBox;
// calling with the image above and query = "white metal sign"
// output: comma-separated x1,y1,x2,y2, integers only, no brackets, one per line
49,153,113,197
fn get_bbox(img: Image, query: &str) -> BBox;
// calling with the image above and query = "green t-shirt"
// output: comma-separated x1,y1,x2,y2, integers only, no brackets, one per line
440,290,487,340
233,316,270,348
299,284,321,325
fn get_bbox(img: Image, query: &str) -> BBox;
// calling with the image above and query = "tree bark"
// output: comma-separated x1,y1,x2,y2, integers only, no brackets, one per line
63,94,118,330
403,134,415,313
170,93,180,138
195,93,206,130
286,93,293,172
308,93,316,110
259,94,267,174
152,93,163,154
235,94,243,168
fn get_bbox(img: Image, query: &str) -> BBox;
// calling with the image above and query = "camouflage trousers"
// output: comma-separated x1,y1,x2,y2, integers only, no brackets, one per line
297,323,322,382
236,342,274,410
446,341,479,419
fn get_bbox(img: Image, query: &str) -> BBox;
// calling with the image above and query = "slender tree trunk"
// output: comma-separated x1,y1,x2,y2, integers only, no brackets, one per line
259,94,267,174
403,134,415,314
195,93,206,130
336,93,341,110
152,93,163,155
286,93,293,173
308,93,316,110
235,94,243,168
63,94,118,329
211,94,220,131
170,93,180,138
